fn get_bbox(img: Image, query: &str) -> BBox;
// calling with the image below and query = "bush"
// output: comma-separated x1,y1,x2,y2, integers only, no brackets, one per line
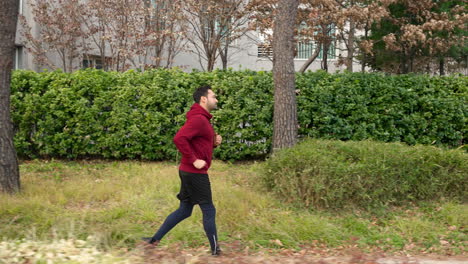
10,69,467,160
297,72,467,148
11,69,194,160
262,139,467,209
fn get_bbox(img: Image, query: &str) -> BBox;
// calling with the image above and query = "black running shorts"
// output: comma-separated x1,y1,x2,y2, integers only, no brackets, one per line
176,170,213,205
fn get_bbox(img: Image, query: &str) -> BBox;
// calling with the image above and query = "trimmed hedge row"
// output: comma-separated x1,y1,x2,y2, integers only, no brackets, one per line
261,139,467,209
10,69,467,160
297,72,467,147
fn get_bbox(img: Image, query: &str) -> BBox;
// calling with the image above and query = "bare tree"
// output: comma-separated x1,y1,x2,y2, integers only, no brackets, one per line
0,0,20,193
20,0,87,72
79,0,112,70
298,44,322,72
272,0,299,150
335,0,362,72
183,0,252,71
344,0,356,72
217,0,252,69
140,0,187,69
21,0,187,72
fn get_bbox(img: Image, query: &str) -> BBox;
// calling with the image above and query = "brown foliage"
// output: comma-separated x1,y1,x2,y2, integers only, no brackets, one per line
367,0,467,74
20,0,187,72
249,0,394,72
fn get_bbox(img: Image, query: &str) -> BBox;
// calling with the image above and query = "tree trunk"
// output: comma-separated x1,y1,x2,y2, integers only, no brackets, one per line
219,42,228,70
272,0,299,151
409,48,415,73
439,57,445,76
166,37,174,68
322,41,329,72
362,26,369,72
100,32,106,70
347,16,355,72
221,55,227,70
401,48,408,74
0,0,20,194
207,51,216,71
299,43,321,73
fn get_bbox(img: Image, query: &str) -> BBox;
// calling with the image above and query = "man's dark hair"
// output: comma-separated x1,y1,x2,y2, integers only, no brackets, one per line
193,85,211,103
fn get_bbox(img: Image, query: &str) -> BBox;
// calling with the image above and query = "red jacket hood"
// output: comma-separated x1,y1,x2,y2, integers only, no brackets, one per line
186,103,212,120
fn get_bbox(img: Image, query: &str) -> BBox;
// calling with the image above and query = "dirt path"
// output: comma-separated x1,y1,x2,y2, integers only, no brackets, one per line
141,251,468,264
136,244,468,264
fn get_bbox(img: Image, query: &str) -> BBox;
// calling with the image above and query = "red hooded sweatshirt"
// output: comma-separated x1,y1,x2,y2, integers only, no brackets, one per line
173,103,215,174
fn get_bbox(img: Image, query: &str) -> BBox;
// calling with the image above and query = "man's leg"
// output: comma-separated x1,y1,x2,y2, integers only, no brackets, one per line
148,201,194,243
199,203,220,255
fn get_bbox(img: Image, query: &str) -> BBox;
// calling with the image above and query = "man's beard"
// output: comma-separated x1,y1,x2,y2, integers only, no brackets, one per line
209,103,217,111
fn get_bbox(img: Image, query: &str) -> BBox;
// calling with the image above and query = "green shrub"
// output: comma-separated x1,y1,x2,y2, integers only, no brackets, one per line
10,69,467,160
297,72,467,147
262,139,467,209
211,70,273,160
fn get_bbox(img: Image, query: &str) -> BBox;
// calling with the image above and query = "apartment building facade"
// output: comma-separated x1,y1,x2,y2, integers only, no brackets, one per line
14,0,362,73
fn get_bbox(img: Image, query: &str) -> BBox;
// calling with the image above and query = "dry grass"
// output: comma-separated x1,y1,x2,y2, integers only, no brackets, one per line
0,159,466,263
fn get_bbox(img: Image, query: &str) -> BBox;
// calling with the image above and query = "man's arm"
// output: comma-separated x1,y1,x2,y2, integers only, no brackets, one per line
173,117,202,164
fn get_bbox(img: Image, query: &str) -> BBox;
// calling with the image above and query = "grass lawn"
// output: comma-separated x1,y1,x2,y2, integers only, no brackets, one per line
0,159,466,263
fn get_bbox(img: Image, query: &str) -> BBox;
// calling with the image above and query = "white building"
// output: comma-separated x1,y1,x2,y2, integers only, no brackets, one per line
15,0,362,73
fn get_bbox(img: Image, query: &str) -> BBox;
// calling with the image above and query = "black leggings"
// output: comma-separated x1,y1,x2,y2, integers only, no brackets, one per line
151,201,218,254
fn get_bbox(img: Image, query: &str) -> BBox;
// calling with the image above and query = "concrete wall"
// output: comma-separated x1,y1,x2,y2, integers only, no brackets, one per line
15,1,365,73
15,0,39,71
171,31,362,73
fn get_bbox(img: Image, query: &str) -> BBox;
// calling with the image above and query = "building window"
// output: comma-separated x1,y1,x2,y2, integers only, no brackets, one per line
257,43,273,58
294,41,336,60
318,26,336,60
296,41,314,59
257,41,336,60
145,0,167,30
318,40,336,60
15,46,24,70
82,55,109,70
295,24,336,60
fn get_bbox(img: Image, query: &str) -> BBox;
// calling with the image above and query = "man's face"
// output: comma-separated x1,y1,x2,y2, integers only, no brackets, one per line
202,89,218,111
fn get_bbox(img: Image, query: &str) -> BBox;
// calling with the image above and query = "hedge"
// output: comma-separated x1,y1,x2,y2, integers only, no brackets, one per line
10,68,467,160
261,139,467,209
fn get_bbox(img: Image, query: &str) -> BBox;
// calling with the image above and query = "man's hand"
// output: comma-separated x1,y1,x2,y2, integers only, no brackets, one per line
214,134,222,146
193,159,207,169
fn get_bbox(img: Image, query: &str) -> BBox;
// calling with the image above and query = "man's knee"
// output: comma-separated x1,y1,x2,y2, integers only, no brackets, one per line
200,203,216,223
200,203,216,214
175,205,193,219
181,211,192,219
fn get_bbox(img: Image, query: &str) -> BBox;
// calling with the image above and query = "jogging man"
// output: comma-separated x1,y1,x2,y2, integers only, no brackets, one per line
143,85,222,256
